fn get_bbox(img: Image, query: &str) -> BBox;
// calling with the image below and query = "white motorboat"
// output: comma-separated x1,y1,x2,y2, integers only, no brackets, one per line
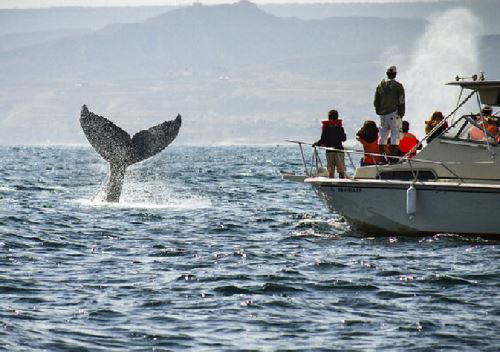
284,75,500,238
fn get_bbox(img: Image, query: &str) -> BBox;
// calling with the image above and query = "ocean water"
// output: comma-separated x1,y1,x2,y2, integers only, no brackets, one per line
0,145,498,351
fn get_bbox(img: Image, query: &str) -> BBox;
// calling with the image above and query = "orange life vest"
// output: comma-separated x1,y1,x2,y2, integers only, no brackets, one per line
359,137,379,165
484,122,497,136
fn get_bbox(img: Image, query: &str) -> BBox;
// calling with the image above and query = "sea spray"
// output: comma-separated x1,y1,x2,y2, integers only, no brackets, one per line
404,8,482,137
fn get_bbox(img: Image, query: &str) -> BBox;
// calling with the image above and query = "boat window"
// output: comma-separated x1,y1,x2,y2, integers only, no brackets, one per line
440,115,498,144
377,170,437,181
441,116,471,139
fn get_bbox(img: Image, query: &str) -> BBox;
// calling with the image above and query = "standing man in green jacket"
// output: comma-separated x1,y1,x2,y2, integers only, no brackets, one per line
374,65,405,162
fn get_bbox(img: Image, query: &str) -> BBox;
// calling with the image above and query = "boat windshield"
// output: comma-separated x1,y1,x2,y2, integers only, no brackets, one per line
440,114,499,145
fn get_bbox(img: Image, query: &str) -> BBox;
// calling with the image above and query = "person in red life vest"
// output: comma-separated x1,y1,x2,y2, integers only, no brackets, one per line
356,120,380,166
425,111,448,144
399,120,419,158
312,109,347,178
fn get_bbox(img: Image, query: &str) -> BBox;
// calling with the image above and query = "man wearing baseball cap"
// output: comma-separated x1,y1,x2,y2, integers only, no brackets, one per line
373,65,405,163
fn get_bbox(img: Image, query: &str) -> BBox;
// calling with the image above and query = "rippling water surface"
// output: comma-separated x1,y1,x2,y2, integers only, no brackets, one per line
0,146,498,351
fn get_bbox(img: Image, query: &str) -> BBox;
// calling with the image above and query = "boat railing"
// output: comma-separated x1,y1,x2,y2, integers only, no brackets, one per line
285,140,464,184
285,140,326,177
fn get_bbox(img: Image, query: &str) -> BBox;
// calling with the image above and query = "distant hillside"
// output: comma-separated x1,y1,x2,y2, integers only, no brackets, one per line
0,28,91,53
0,1,423,81
0,6,176,35
0,1,497,145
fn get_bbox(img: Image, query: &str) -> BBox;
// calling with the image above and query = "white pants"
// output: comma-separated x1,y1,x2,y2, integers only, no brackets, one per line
379,111,401,145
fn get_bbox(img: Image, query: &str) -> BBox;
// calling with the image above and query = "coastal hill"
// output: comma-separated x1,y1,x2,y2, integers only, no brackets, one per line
0,1,497,145
0,1,423,80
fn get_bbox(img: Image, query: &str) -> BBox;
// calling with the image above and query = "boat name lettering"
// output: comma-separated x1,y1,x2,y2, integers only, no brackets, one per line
336,186,362,193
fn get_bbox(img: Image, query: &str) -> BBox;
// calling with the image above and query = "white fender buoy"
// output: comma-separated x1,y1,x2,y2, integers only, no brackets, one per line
406,184,417,219
317,166,329,177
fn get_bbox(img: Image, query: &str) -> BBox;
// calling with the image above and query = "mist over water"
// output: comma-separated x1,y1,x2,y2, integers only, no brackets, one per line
404,8,482,137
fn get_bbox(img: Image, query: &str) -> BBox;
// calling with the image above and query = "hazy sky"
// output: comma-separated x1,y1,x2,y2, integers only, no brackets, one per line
0,0,445,9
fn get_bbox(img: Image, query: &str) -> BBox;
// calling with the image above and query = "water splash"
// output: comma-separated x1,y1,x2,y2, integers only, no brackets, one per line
75,196,212,210
404,8,482,137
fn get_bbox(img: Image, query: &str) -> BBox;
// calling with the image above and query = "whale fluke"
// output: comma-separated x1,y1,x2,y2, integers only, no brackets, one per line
80,105,181,202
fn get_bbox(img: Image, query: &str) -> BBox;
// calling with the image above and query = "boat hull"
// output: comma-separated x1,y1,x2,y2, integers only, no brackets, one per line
309,179,500,237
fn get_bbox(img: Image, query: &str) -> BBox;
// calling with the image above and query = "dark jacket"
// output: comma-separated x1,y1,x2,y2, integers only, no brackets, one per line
314,119,346,150
374,79,405,117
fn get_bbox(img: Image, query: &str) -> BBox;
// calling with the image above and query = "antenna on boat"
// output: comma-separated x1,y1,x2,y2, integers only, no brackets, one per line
455,72,485,82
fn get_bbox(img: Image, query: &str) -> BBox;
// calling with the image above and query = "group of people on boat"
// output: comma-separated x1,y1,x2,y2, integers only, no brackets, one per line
313,65,415,178
355,118,420,166
313,65,500,178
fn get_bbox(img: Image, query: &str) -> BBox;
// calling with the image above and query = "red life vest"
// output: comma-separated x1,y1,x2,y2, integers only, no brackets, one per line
399,132,417,157
321,119,343,128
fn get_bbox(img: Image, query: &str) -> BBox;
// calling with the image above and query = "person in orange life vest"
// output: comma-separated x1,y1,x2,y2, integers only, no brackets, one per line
399,120,419,158
356,120,379,166
468,106,497,142
485,105,500,143
480,105,498,138
312,109,347,178
425,111,448,144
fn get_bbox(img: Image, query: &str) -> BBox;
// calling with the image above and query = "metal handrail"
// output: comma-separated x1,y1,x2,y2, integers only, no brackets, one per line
475,93,495,157
285,140,322,177
286,140,464,183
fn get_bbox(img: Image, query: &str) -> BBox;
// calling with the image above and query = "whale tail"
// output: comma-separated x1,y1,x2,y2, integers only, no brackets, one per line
80,105,182,202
